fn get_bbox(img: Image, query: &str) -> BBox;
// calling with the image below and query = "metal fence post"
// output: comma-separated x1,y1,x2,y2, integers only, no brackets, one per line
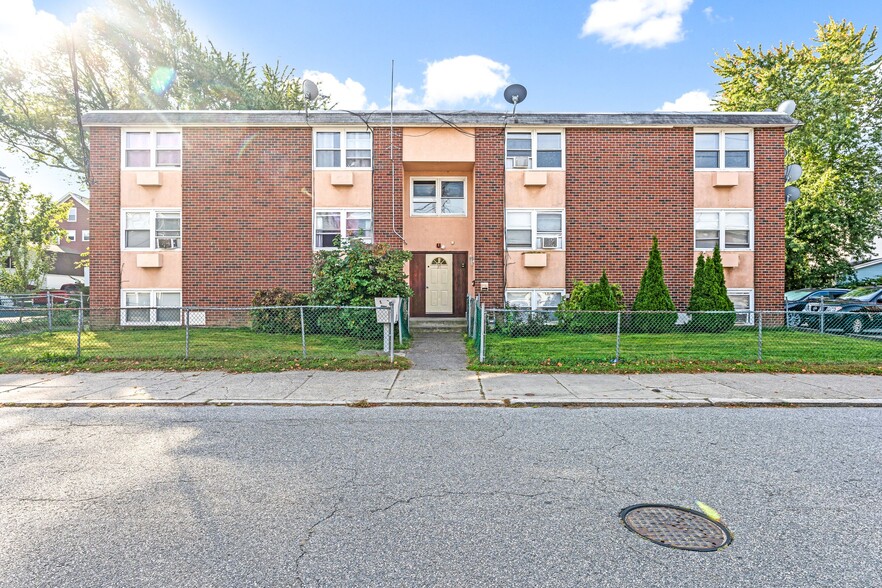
757,311,763,361
76,305,83,359
615,311,621,363
397,297,403,345
184,307,190,359
388,304,395,364
820,300,826,334
479,304,486,363
47,291,53,332
300,306,307,359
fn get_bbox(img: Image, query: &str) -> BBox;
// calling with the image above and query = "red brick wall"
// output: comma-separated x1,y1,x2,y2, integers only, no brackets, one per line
474,128,505,307
753,127,786,310
372,127,405,247
181,127,313,307
565,128,694,308
88,127,121,312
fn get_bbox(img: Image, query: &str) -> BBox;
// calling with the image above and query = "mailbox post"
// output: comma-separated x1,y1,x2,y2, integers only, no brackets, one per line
374,297,400,357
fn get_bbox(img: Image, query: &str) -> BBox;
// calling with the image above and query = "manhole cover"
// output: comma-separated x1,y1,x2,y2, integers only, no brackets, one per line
620,504,732,552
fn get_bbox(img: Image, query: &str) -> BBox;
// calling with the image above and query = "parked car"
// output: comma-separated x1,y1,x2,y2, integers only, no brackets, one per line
785,287,849,326
802,286,882,334
31,284,82,306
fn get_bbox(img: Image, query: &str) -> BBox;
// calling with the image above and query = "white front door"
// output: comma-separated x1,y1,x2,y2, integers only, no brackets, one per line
426,254,453,314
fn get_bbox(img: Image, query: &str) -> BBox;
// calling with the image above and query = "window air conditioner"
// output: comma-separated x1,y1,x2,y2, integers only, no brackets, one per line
538,236,560,249
511,156,531,169
156,237,180,250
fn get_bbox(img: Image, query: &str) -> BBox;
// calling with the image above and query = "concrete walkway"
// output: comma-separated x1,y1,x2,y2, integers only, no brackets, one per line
2,370,882,407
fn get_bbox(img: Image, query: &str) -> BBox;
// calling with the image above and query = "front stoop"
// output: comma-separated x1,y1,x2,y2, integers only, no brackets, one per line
409,317,467,333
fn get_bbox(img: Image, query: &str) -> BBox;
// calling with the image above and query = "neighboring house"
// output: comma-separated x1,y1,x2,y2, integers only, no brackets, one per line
852,258,882,283
0,169,10,184
81,110,795,325
46,192,90,288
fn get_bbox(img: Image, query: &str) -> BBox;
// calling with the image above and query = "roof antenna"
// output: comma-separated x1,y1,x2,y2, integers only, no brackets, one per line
504,84,527,116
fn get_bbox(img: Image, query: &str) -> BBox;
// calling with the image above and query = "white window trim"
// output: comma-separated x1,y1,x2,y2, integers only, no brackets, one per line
120,289,183,326
121,128,183,171
504,289,567,311
82,230,90,242
694,128,753,171
121,208,182,252
727,288,755,326
505,129,565,171
410,177,468,217
313,129,373,170
66,230,76,243
67,208,77,222
313,208,373,251
694,208,754,252
505,208,565,251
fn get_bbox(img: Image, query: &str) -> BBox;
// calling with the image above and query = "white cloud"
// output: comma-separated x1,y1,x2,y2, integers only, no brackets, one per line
0,0,65,61
394,55,510,109
658,89,714,111
581,0,693,48
702,6,732,23
302,70,378,110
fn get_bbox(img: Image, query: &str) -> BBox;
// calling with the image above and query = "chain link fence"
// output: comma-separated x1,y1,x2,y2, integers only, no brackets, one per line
0,303,405,365
470,308,882,367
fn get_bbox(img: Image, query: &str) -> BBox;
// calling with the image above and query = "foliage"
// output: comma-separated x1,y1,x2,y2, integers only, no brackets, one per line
0,180,70,292
713,20,882,288
559,270,624,333
630,236,677,332
0,0,326,183
310,239,413,306
688,247,736,332
250,287,310,334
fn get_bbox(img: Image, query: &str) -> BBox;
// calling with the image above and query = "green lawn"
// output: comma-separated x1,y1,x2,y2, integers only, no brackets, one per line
471,328,882,373
0,327,410,373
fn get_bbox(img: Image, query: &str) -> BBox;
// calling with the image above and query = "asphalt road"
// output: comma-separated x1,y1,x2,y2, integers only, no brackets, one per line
1,407,881,587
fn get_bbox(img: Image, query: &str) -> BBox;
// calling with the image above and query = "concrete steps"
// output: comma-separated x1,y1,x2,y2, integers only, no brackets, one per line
409,317,467,333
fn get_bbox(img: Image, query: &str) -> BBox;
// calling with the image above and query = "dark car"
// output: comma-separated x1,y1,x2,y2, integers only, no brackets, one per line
802,286,882,334
785,288,849,326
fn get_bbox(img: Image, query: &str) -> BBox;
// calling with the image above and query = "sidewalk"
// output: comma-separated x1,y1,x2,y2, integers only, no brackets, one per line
1,370,882,407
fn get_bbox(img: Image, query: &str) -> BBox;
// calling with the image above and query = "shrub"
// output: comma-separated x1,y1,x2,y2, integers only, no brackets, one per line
250,288,310,334
310,239,413,307
494,310,548,338
688,246,736,332
559,270,624,333
630,236,677,333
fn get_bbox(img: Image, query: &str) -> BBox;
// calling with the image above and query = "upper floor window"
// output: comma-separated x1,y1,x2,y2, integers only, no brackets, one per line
695,209,752,251
410,178,467,216
314,209,373,249
505,209,564,250
123,130,182,169
65,230,76,242
122,209,182,250
506,131,563,169
314,130,372,168
67,207,77,222
694,130,751,170
82,230,90,242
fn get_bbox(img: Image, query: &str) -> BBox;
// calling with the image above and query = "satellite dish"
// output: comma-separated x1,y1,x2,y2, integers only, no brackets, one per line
785,163,803,183
762,108,774,112
785,185,802,203
303,79,319,102
504,84,527,105
777,100,796,116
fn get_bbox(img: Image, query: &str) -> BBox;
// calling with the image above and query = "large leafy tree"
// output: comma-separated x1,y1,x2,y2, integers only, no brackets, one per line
0,180,70,292
713,20,882,288
0,0,322,184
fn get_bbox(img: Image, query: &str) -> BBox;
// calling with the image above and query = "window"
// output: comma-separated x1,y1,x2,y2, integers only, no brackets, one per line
122,209,182,250
694,210,752,251
506,131,563,169
66,230,76,242
694,130,752,170
505,290,565,311
82,230,90,242
121,290,182,325
314,209,373,249
314,130,372,168
505,209,564,250
410,178,467,216
123,130,182,169
727,289,754,325
67,207,77,222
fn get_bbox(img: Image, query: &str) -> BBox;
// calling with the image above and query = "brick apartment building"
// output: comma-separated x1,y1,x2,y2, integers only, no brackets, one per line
47,192,90,288
81,110,796,324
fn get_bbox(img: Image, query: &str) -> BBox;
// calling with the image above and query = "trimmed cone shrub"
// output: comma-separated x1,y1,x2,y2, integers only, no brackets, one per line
559,270,624,333
251,288,310,334
688,246,735,332
630,236,677,333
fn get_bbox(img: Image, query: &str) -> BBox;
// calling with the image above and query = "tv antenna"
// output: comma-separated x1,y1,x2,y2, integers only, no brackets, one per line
504,84,527,115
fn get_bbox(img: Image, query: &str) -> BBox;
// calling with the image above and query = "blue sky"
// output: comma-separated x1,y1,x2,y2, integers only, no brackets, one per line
2,0,881,195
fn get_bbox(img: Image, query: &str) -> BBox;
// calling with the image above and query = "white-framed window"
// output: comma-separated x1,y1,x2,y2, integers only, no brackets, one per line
65,230,76,242
67,207,77,222
314,130,372,169
506,130,564,169
410,177,467,216
727,289,754,326
694,209,753,251
314,209,373,250
82,230,90,242
121,289,182,326
505,289,565,311
505,209,564,250
121,209,182,250
694,129,752,170
122,129,182,169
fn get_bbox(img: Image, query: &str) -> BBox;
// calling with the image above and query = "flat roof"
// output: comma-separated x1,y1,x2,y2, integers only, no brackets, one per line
82,110,800,130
